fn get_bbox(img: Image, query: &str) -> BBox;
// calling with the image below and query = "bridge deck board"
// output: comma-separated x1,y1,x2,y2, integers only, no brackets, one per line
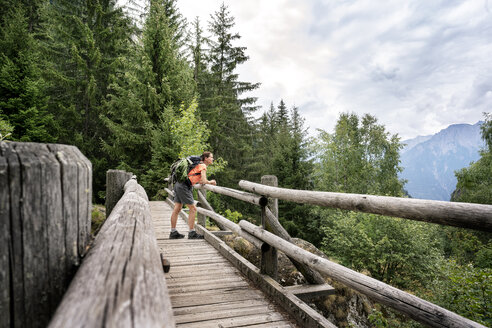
150,201,298,328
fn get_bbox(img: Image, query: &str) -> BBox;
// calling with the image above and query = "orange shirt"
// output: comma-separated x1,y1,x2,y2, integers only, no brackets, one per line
188,163,206,186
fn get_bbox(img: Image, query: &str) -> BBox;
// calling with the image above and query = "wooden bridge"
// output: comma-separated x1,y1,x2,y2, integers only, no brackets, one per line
151,201,299,327
2,142,492,328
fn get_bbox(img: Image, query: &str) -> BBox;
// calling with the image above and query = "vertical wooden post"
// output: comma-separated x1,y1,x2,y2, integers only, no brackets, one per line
261,175,278,218
197,189,207,227
260,175,278,279
0,142,92,328
106,170,133,217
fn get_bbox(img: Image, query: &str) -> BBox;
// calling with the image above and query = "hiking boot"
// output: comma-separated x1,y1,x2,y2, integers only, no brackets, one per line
188,231,204,239
169,230,185,239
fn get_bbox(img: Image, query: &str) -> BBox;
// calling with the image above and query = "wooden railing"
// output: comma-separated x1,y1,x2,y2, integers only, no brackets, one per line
49,174,175,327
172,176,491,328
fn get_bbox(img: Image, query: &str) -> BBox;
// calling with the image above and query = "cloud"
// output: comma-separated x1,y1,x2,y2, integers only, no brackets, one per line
174,0,491,139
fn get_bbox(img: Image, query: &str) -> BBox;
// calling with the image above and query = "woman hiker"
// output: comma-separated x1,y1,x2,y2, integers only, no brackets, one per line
169,151,217,239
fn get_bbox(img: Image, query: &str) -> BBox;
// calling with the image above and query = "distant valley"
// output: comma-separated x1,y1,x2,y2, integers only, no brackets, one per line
399,122,484,201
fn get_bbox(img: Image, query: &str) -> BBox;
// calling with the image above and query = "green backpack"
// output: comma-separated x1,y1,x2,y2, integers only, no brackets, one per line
170,156,201,186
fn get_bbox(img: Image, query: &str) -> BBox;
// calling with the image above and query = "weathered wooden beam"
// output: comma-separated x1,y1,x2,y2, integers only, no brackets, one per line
195,184,263,206
239,180,492,231
260,176,278,280
284,284,336,301
0,149,10,328
197,189,207,226
196,207,263,249
49,179,175,328
240,220,485,328
196,189,214,211
210,230,234,237
1,142,92,328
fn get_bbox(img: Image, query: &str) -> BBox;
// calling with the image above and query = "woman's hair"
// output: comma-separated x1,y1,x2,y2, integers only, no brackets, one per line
201,151,212,161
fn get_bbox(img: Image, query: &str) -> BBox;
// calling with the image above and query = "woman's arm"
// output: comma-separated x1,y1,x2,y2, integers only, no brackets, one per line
199,167,216,185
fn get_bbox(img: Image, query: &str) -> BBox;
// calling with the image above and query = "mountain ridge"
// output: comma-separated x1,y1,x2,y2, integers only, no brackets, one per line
400,122,483,201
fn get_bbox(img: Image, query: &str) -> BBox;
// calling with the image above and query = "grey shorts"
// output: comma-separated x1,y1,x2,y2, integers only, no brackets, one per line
173,182,194,205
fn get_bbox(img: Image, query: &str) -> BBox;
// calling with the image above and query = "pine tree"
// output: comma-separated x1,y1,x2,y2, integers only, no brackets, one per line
102,0,197,197
188,17,209,89
275,99,289,128
0,3,54,142
40,0,135,200
142,0,195,114
202,3,259,187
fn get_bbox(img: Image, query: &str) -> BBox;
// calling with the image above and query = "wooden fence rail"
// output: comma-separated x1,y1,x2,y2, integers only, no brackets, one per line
239,180,492,232
240,220,484,328
48,178,175,327
189,178,489,327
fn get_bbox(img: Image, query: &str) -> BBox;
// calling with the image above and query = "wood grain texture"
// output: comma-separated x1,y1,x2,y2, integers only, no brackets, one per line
37,144,65,314
239,180,492,231
1,143,24,328
240,220,486,328
0,148,10,328
0,142,92,328
48,144,79,283
16,143,50,325
49,179,175,328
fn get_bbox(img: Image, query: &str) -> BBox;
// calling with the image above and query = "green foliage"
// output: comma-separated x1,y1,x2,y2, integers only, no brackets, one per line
222,209,242,224
0,117,13,140
437,226,492,266
368,309,389,328
38,0,135,201
314,113,405,196
91,204,106,236
430,259,491,326
0,4,54,142
170,99,210,157
320,211,441,288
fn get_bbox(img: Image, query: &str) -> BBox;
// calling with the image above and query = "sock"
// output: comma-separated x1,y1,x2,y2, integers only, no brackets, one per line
171,228,176,232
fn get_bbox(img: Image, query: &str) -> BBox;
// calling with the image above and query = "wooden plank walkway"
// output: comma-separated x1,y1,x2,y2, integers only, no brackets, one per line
150,201,299,328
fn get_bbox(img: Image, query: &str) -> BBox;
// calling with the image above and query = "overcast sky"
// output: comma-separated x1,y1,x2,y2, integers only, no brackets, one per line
141,0,492,139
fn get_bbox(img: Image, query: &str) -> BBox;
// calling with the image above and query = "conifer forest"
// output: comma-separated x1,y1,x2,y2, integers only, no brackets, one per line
0,1,490,326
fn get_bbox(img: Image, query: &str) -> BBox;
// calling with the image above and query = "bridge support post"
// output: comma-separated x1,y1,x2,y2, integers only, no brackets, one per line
260,175,278,279
197,189,207,227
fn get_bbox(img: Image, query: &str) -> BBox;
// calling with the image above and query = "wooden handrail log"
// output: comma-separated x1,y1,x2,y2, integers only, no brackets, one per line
194,184,291,238
165,187,174,197
49,179,175,328
239,180,492,231
196,183,325,284
239,220,485,328
197,190,214,210
195,183,263,206
196,207,263,249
